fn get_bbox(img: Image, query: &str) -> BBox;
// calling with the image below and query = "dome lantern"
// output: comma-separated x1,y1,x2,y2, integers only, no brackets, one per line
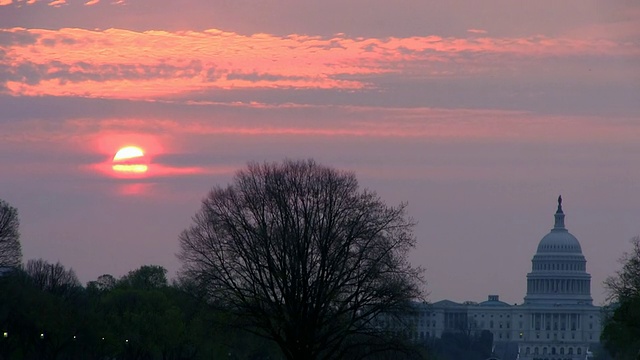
554,195,565,229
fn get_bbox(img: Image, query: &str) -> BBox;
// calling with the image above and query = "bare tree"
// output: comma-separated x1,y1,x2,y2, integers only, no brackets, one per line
605,236,640,302
25,258,82,298
178,159,424,360
0,199,22,268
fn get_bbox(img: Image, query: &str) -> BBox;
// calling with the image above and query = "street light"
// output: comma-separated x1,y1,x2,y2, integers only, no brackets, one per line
2,331,7,338
40,333,44,339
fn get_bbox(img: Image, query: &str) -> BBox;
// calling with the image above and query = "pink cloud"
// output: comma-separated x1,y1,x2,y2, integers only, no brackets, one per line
1,27,637,99
3,105,638,147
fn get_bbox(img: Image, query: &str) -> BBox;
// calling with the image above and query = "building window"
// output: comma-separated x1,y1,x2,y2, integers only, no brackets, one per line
526,347,530,355
569,347,573,355
560,347,565,355
534,347,539,355
578,348,582,355
552,347,556,355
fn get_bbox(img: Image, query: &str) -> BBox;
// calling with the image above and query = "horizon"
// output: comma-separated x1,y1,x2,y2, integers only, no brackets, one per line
1,0,639,307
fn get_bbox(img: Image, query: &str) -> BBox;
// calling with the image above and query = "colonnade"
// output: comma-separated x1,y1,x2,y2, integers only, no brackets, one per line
530,312,581,331
527,278,589,294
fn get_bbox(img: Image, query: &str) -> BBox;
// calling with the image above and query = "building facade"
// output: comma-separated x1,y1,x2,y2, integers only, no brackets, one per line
400,197,601,360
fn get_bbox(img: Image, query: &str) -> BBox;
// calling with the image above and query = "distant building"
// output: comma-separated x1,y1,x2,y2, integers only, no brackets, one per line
389,197,602,360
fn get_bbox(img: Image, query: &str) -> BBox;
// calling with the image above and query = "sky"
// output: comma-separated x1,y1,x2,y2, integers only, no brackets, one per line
1,0,639,306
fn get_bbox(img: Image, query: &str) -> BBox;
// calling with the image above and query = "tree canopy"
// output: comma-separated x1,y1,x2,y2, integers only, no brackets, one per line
602,236,640,359
0,199,22,268
178,159,424,360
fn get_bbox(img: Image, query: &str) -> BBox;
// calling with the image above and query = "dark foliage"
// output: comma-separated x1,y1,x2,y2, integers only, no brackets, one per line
426,330,493,360
0,264,281,360
602,236,640,359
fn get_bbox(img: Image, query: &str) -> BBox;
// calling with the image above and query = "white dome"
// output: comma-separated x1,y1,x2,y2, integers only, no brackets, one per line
536,229,582,253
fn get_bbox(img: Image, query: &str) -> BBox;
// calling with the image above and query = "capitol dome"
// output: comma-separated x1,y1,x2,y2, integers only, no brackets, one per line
535,198,583,254
524,196,593,305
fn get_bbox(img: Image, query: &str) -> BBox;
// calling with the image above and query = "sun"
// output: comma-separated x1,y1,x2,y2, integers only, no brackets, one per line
112,146,148,174
113,146,145,161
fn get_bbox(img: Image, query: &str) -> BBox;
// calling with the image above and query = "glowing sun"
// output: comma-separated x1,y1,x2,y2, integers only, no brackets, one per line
112,146,148,174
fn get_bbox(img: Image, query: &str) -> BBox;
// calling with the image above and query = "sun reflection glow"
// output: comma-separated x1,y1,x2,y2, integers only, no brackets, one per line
112,164,149,173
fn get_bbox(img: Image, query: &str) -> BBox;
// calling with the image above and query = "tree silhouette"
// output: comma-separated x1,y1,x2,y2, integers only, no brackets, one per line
0,199,22,268
602,236,640,359
178,159,424,360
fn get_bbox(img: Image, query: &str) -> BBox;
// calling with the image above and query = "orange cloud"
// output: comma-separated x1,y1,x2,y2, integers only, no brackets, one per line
48,0,66,6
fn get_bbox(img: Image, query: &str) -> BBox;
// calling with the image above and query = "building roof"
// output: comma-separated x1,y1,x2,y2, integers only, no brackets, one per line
431,299,463,307
479,295,511,307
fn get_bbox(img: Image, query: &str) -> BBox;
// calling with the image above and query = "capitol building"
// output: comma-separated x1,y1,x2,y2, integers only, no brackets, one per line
400,197,602,360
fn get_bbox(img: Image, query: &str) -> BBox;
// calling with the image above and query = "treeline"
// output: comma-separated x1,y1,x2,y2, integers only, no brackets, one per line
427,331,493,360
0,261,280,360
